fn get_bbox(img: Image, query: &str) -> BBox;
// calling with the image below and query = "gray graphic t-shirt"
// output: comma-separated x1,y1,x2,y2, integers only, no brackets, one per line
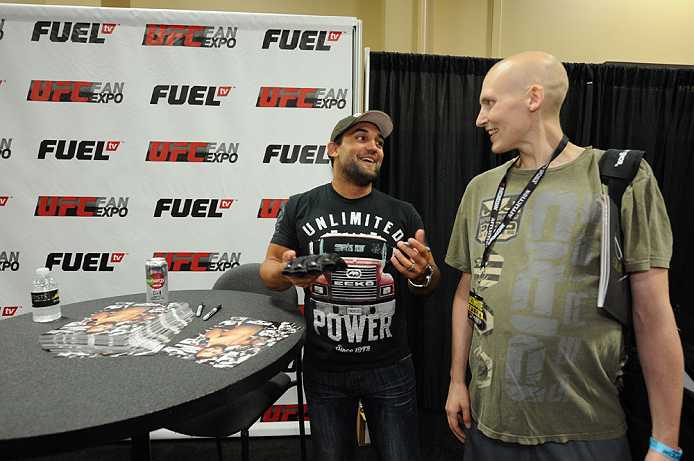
446,148,672,444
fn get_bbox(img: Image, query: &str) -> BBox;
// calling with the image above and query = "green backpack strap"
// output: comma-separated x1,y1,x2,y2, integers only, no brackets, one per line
598,149,645,208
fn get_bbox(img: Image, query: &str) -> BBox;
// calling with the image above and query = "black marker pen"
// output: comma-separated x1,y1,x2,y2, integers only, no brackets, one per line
202,304,222,321
403,241,431,252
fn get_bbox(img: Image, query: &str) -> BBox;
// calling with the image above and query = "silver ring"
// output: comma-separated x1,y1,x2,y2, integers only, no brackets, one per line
408,262,416,272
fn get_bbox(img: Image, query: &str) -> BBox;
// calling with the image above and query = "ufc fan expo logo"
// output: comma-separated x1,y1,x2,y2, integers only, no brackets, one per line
256,87,348,109
0,251,20,272
34,196,129,217
152,252,241,272
154,198,234,218
0,196,11,207
27,80,124,104
0,138,11,159
31,21,117,43
142,24,237,48
38,140,121,160
45,252,126,271
150,85,233,106
258,199,287,218
261,29,343,51
146,141,238,163
263,145,330,164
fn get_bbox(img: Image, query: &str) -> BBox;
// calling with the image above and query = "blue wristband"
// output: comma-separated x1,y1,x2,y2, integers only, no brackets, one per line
649,437,683,461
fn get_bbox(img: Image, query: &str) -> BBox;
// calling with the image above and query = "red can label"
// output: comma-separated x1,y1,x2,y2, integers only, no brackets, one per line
147,273,165,289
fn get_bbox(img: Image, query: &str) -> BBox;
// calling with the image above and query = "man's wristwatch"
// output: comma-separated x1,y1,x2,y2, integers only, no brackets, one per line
408,264,434,288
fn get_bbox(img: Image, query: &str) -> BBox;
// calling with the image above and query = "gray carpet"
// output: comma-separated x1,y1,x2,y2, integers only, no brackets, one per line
22,411,464,460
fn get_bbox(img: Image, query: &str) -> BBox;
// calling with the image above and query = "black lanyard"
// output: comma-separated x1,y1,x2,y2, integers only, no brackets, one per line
480,135,569,271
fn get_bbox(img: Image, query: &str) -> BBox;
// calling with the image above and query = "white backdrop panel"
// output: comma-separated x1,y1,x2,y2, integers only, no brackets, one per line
0,4,357,314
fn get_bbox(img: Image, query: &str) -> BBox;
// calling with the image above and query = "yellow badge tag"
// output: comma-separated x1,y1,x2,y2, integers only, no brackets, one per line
468,291,486,329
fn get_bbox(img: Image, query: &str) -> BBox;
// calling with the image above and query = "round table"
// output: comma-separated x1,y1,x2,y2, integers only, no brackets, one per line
0,289,305,460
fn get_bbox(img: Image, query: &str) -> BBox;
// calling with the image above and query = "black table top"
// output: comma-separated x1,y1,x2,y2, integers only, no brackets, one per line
0,289,305,459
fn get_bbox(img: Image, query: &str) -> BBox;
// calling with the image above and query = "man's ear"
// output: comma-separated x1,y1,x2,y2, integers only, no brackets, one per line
327,142,339,158
528,84,544,112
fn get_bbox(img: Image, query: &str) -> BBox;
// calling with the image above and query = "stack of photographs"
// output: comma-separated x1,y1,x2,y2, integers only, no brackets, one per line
162,316,300,368
39,301,194,357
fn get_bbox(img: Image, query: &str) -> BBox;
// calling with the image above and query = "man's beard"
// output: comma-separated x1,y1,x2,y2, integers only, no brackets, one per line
341,160,380,187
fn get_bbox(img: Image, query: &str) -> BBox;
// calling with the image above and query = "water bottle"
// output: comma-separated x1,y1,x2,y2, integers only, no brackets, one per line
31,268,61,322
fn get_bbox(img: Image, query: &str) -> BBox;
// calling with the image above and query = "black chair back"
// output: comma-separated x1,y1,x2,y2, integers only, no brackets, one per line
212,263,298,308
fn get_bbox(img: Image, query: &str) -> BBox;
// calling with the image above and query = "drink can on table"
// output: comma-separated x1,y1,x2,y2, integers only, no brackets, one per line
146,257,168,303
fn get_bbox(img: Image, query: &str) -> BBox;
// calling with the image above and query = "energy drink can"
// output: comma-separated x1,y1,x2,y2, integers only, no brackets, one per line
146,257,168,303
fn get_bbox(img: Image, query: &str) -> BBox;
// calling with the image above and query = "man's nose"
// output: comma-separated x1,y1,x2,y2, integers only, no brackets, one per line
475,109,487,127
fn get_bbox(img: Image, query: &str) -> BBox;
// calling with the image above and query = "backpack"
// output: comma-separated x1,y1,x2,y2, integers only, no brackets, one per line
599,149,693,460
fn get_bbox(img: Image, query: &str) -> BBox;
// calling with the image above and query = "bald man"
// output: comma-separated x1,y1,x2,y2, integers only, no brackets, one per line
445,51,683,461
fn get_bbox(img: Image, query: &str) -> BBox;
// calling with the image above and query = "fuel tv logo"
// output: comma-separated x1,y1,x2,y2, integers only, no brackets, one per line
35,196,129,217
2,306,19,317
154,198,234,218
152,252,240,271
45,252,125,271
256,87,348,109
145,142,238,163
27,80,124,103
142,24,237,48
263,145,329,164
261,29,343,51
38,140,121,160
31,21,116,43
150,85,232,106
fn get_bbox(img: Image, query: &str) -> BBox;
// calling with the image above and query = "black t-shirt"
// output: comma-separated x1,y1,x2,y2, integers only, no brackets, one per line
271,184,424,371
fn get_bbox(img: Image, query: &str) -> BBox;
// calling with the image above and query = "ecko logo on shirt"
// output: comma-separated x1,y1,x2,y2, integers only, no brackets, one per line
150,85,232,106
142,24,237,48
261,29,343,51
27,80,124,103
257,199,288,218
31,21,116,43
152,252,241,272
145,141,238,163
45,252,126,271
154,198,234,218
38,140,121,160
256,87,348,109
35,196,129,217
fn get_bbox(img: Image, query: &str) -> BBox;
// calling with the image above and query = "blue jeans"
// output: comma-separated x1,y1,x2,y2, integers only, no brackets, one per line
303,355,421,461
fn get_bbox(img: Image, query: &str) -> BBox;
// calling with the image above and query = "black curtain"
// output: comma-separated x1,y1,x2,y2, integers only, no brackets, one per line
368,52,694,411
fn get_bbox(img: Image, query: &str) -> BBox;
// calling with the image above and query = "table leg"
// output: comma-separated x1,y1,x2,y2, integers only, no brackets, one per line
130,433,151,461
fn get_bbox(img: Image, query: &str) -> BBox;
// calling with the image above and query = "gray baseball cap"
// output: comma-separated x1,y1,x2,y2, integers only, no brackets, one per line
330,110,393,142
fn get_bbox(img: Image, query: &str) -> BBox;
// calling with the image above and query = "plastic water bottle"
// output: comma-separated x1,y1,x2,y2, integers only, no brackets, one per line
31,268,61,322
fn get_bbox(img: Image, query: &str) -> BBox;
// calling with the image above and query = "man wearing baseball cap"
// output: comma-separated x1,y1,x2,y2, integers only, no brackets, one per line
261,110,440,460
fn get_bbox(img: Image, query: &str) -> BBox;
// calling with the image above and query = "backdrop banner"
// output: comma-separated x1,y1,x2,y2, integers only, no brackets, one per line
0,3,360,437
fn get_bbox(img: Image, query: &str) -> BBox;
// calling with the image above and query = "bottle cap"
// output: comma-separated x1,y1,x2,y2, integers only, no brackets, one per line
36,267,49,277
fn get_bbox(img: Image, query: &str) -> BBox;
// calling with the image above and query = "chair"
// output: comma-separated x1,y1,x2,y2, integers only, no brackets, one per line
165,263,306,461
